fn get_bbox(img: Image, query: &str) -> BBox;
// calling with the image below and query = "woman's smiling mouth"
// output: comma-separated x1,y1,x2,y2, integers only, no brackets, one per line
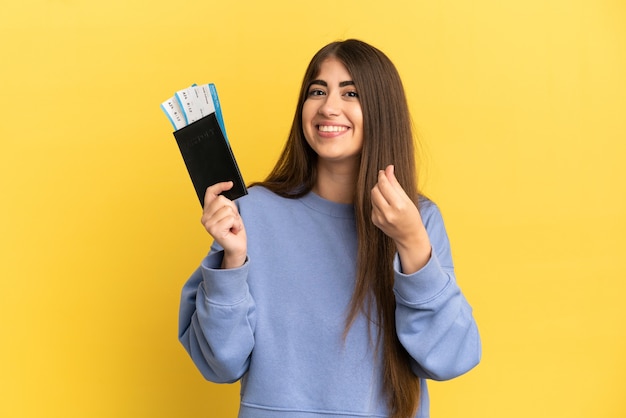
318,125,349,133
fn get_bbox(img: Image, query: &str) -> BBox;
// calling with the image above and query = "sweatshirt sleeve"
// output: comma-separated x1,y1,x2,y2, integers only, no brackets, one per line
178,249,256,383
393,200,481,381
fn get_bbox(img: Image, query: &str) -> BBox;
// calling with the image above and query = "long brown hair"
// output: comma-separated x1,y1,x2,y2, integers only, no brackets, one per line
254,39,421,418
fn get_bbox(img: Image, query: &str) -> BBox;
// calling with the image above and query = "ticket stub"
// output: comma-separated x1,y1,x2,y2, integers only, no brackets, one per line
161,83,225,132
160,97,186,131
194,84,216,118
175,86,201,125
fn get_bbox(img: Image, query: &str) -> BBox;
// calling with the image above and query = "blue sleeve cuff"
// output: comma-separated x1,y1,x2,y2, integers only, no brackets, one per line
200,251,250,306
393,252,452,306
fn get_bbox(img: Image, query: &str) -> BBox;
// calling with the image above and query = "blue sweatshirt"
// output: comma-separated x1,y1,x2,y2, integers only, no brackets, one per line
179,186,481,418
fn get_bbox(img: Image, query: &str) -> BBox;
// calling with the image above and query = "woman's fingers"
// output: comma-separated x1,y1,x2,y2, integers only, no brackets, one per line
203,181,234,208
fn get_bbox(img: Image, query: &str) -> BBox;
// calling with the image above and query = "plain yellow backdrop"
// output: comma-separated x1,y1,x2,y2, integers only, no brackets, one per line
1,0,624,417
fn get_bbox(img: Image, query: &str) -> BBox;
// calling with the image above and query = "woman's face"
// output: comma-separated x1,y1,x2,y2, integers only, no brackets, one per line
302,58,364,170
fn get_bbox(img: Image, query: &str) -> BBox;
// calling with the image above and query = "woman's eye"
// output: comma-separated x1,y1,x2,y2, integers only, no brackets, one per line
345,91,359,98
308,89,325,97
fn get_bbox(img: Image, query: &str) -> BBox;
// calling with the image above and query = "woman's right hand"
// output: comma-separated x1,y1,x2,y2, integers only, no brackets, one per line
201,181,247,269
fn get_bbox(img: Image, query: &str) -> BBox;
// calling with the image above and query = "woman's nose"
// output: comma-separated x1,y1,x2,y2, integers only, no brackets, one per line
318,93,341,116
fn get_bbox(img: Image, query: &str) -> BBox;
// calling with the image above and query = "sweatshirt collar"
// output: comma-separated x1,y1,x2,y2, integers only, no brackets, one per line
300,191,355,219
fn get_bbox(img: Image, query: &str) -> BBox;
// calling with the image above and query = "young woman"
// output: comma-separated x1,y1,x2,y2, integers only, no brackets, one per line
179,39,481,418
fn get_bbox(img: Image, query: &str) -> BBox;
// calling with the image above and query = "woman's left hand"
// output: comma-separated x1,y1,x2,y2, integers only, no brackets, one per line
371,165,432,274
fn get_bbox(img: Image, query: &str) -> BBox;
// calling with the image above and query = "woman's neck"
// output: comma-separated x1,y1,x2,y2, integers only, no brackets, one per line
313,160,359,204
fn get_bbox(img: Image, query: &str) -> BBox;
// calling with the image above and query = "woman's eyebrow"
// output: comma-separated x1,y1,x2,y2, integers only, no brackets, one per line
309,80,355,87
309,79,327,87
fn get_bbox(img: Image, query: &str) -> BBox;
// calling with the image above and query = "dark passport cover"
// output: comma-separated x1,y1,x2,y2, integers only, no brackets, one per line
173,113,247,205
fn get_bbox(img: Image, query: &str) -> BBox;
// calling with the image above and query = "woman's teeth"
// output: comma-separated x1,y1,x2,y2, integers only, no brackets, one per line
318,125,347,132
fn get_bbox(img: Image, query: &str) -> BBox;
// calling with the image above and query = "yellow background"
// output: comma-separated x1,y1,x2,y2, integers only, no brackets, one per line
1,0,625,417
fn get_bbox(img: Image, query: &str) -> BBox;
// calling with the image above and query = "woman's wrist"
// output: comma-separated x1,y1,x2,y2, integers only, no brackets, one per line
395,228,431,274
221,251,247,269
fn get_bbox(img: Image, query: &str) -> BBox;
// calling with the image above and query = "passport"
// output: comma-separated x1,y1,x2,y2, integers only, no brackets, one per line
161,84,247,205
